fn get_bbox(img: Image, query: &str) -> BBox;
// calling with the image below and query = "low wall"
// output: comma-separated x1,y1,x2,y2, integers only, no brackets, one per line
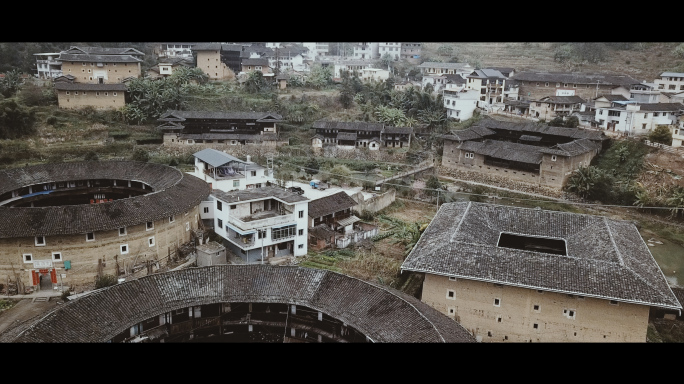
353,189,396,213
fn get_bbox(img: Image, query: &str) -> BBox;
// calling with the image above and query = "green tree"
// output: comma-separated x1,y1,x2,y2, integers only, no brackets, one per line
667,186,684,217
243,70,270,94
131,148,150,162
437,44,454,57
95,274,118,289
673,43,684,59
564,165,613,201
306,64,333,89
380,53,394,68
0,69,22,98
564,116,580,128
648,125,673,145
338,70,355,109
0,98,36,139
376,215,426,258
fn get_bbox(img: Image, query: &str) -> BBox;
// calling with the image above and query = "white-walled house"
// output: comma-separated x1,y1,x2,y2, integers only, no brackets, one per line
654,72,684,93
211,187,309,263
191,148,274,192
377,42,401,61
333,60,374,78
671,114,684,147
360,68,390,83
595,103,684,136
443,88,479,121
34,53,62,79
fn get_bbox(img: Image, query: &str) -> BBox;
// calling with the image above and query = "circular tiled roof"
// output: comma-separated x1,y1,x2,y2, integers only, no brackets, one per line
0,161,211,238
8,265,476,343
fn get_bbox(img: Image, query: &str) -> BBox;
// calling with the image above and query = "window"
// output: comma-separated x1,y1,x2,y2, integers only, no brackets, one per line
609,300,619,306
186,222,190,231
217,219,223,228
104,92,108,96
23,254,32,263
113,92,117,96
121,244,129,254
494,298,501,307
533,323,539,329
35,236,45,246
654,112,660,117
556,83,560,87
233,180,240,188
217,201,223,211
203,207,209,214
86,232,95,242
51,252,62,261
533,304,540,312
66,91,70,95
299,210,304,218
298,244,303,249
272,224,296,240
298,229,304,236
148,236,155,247
446,289,455,300
563,309,576,319
670,84,676,90
448,307,455,316
449,276,457,281
545,82,549,87
230,205,236,209
119,227,126,236
169,215,175,223
551,155,557,162
74,91,78,95
146,221,154,230
537,290,544,294
251,171,256,177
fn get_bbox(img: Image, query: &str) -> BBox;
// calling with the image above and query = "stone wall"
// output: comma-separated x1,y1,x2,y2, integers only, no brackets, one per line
352,188,396,213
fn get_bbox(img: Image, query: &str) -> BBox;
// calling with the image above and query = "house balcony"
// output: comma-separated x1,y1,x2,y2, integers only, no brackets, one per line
204,168,244,180
227,210,294,232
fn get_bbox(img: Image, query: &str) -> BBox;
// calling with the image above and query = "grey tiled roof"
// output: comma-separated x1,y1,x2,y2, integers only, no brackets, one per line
191,43,222,51
472,118,604,141
635,103,684,112
212,186,308,204
58,53,142,63
179,133,279,141
512,71,642,87
418,62,471,69
596,94,629,102
242,58,269,66
337,132,358,141
539,138,601,157
8,265,475,343
458,140,544,164
443,125,496,141
63,47,144,56
193,148,245,167
308,192,357,218
0,162,210,238
401,202,681,310
538,95,586,104
54,83,127,91
159,110,282,122
384,126,413,134
313,121,384,132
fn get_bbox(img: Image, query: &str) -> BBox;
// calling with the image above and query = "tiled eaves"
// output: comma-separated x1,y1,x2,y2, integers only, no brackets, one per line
402,202,682,310
11,265,475,343
0,162,211,238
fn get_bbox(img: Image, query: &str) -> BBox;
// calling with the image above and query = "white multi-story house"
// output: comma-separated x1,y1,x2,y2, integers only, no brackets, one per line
191,148,275,192
466,68,510,109
417,62,472,76
377,42,401,61
353,43,378,60
595,102,684,136
654,72,684,93
157,43,196,59
443,88,479,121
303,42,329,59
211,187,309,263
333,60,374,78
671,114,684,147
34,53,62,79
360,68,390,83
267,46,309,73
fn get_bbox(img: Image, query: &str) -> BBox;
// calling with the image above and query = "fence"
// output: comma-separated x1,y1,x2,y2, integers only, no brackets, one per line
645,140,681,155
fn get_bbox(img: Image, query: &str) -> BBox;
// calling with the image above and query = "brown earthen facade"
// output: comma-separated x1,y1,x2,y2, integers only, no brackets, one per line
196,50,234,80
0,207,201,288
422,274,651,342
56,89,125,110
60,61,141,84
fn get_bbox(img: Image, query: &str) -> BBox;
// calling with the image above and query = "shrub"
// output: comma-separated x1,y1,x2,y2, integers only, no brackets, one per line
60,289,71,302
46,115,58,125
83,151,99,161
648,125,673,145
131,148,150,162
95,274,118,289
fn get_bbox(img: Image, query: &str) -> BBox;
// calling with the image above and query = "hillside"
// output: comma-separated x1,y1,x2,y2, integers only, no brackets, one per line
422,42,684,82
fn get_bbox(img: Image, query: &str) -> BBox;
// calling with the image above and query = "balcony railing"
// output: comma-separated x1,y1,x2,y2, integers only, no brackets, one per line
227,211,294,232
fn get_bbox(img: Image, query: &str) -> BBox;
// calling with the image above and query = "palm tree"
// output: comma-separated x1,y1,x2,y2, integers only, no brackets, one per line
667,187,684,217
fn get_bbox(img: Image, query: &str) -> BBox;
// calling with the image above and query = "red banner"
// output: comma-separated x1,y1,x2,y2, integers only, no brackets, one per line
50,268,57,284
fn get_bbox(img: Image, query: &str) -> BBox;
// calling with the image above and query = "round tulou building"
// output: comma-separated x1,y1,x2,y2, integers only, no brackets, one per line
0,161,211,290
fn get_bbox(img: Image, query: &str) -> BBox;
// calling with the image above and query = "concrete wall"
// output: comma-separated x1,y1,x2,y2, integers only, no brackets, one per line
0,206,201,288
352,188,396,213
421,273,651,342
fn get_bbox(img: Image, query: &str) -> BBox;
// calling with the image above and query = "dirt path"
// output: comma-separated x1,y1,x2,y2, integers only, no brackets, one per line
0,298,61,342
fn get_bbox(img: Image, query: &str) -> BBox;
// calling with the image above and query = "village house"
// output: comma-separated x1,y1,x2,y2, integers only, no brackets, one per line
146,57,193,79
654,72,684,93
465,68,512,110
511,71,642,101
595,102,684,136
34,52,62,79
53,82,126,110
333,60,374,79
441,118,606,189
394,79,421,92
671,113,684,147
401,201,682,342
443,88,479,121
191,148,275,192
302,42,329,58
58,46,144,84
157,110,285,147
359,68,390,83
307,191,378,250
528,95,586,120
400,43,422,63
311,121,412,151
192,43,243,80
353,43,377,60
209,187,309,264
240,58,273,75
266,46,309,73
155,43,196,59
418,62,473,76
377,42,401,61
